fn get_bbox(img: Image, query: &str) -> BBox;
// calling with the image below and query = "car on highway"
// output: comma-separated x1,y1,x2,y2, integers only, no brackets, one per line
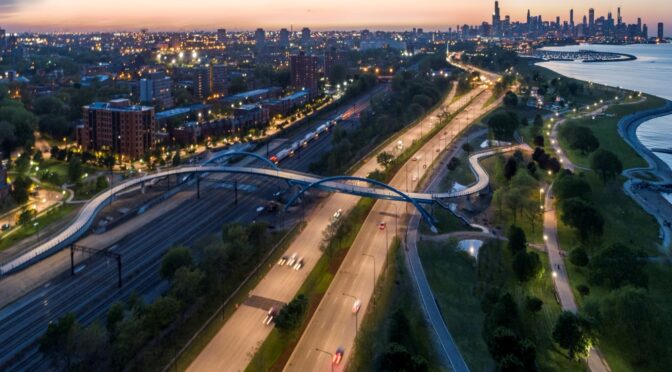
412,174,418,182
412,155,418,161
332,208,343,221
263,307,276,325
378,222,386,230
293,257,304,270
278,256,289,266
1,223,10,231
287,252,298,266
352,299,361,314
333,347,345,365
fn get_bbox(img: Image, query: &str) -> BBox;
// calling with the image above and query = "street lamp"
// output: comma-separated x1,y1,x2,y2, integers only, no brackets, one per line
314,348,334,372
539,187,545,211
342,293,359,336
362,253,376,306
34,222,40,241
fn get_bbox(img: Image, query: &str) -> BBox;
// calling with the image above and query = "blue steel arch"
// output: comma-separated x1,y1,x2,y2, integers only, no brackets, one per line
284,175,438,233
202,151,280,170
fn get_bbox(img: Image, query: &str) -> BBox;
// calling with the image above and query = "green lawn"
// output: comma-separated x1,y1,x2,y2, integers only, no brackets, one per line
556,95,666,170
418,239,584,371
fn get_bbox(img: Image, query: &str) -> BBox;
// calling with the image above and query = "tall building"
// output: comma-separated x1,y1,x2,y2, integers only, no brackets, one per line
570,9,574,28
211,64,227,96
589,8,595,34
658,23,664,41
279,28,290,48
617,7,622,26
301,27,311,46
290,51,318,93
492,1,501,35
139,72,173,108
77,99,157,160
217,28,227,43
643,24,648,39
195,66,213,99
254,28,266,50
0,28,5,51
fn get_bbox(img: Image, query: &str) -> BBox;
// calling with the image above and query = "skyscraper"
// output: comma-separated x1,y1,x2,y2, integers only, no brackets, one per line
589,8,595,35
301,27,311,46
290,51,318,93
217,28,227,44
279,28,290,48
492,1,501,35
658,23,664,41
570,9,574,28
254,28,266,50
617,7,622,26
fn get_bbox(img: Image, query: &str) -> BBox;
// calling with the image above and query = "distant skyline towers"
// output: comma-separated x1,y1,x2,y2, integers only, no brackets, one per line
279,28,290,48
570,9,574,28
659,22,664,41
589,8,595,32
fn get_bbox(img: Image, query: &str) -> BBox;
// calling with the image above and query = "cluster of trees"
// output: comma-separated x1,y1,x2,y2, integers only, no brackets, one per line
531,147,562,174
40,222,273,369
310,69,451,175
379,310,429,371
559,125,600,155
0,86,37,157
274,295,308,331
461,46,520,72
488,111,523,141
476,242,539,371
492,153,539,228
507,226,543,282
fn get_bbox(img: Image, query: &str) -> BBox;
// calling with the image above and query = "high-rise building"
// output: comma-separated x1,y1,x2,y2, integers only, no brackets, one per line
279,28,290,48
211,64,227,96
643,24,648,39
290,51,318,93
195,66,213,99
658,23,664,41
77,99,156,160
217,28,227,43
492,1,501,35
139,72,173,108
617,7,622,26
589,8,595,34
301,27,311,46
570,9,574,28
0,28,5,51
254,28,266,50
638,18,642,33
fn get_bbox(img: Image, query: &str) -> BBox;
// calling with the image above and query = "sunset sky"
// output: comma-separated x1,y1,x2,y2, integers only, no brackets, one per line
0,0,669,34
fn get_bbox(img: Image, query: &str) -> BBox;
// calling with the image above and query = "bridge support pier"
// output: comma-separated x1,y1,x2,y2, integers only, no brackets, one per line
141,181,146,194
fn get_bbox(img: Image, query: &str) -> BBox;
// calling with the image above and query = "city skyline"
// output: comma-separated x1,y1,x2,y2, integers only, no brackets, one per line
0,0,670,35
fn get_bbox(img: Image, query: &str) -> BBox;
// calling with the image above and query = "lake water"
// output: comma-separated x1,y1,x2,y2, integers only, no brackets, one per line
537,44,672,171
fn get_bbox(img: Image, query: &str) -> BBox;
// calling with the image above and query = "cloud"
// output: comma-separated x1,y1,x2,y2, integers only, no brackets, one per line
0,0,36,13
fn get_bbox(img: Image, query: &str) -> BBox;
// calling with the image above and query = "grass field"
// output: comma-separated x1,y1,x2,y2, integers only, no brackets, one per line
0,203,76,252
418,239,584,371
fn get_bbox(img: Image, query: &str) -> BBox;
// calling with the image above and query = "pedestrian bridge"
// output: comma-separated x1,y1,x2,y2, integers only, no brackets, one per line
1,145,524,276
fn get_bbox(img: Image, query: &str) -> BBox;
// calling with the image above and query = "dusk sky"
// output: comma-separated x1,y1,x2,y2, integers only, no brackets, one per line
0,0,669,34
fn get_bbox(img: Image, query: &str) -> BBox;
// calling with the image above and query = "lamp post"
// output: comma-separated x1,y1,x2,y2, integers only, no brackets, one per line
314,348,334,372
342,292,359,336
362,253,376,307
34,222,40,241
539,187,545,212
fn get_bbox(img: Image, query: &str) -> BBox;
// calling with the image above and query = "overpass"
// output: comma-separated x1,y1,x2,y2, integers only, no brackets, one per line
0,145,523,276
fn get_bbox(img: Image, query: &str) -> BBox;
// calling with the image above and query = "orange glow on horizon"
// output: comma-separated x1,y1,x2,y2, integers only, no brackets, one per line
0,0,669,33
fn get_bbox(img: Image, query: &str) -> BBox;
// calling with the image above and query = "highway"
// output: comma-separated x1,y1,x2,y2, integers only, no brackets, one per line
187,83,494,371
0,88,377,370
283,86,498,372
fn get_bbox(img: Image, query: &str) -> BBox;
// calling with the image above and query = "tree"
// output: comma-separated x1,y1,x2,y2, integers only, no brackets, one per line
461,142,473,154
570,247,589,267
143,296,181,335
590,149,623,183
486,327,537,371
588,244,647,289
560,126,600,154
381,343,429,372
594,286,666,366
95,175,109,191
488,111,519,140
160,246,193,279
68,156,83,183
526,296,543,313
39,313,78,369
533,135,544,147
275,294,308,331
503,91,518,106
170,266,206,303
507,225,527,254
11,175,32,204
107,302,125,336
512,251,543,282
504,157,518,180
376,151,394,169
560,198,604,242
533,114,544,127
18,208,35,225
172,151,181,167
554,172,591,201
552,311,596,360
